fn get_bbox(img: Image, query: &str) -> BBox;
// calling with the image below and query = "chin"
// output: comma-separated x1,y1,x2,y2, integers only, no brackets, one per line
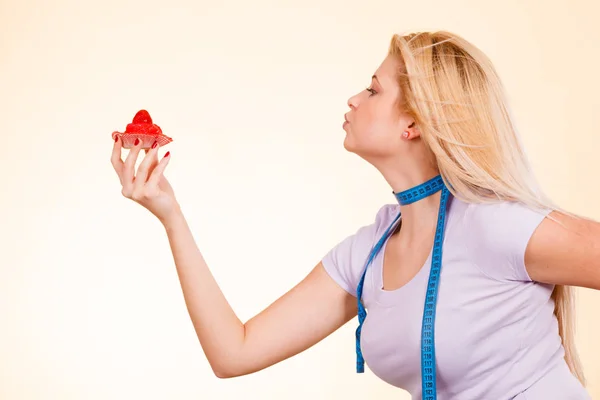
343,131,388,160
343,136,356,153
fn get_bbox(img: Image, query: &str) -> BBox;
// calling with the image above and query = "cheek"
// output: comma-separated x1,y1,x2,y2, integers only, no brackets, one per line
353,108,396,143
344,119,398,156
343,97,402,154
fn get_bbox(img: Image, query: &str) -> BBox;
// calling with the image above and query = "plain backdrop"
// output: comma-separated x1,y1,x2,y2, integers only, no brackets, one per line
1,0,598,398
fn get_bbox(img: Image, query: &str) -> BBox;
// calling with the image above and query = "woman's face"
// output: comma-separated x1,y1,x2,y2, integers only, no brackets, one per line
343,55,414,162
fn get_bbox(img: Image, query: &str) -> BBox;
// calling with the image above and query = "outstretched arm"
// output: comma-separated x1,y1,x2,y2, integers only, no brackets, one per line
111,139,356,378
164,212,357,378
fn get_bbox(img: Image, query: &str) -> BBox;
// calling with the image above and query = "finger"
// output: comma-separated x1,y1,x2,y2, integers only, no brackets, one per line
147,151,172,187
133,142,160,191
142,146,161,178
146,150,160,178
110,134,124,185
121,138,143,196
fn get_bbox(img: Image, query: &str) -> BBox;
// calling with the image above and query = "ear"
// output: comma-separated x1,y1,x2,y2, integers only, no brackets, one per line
401,122,420,140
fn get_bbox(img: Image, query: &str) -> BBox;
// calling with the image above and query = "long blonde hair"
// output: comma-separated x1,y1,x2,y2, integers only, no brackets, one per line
388,31,585,385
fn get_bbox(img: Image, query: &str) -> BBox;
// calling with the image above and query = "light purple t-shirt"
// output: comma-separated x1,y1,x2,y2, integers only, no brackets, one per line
322,195,590,399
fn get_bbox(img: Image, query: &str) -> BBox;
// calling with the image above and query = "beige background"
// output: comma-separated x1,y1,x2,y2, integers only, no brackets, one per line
1,0,598,398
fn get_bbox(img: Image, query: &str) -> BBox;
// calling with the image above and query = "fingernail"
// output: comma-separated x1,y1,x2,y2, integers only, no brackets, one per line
164,151,170,158
152,141,158,149
114,136,118,142
134,138,140,146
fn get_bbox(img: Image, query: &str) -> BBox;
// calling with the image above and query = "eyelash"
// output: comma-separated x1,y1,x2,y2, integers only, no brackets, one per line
366,87,377,96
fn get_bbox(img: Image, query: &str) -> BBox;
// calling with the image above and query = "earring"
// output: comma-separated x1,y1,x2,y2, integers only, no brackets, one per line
402,131,410,139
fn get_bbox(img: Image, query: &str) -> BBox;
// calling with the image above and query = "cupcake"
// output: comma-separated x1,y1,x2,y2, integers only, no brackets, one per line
112,110,173,149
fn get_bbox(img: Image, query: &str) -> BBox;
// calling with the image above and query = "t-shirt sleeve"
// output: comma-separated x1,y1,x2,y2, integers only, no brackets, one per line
467,201,553,282
321,204,398,297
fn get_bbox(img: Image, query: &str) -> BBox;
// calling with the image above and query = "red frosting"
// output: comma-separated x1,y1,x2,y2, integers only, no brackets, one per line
124,110,163,135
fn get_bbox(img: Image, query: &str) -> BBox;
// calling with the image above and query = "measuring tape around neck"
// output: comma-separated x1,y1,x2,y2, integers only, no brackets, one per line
355,175,450,400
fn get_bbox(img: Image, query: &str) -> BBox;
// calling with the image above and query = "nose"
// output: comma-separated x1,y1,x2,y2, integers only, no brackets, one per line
347,93,359,109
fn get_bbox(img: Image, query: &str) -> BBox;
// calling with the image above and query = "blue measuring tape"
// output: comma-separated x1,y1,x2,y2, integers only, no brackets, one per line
355,174,450,400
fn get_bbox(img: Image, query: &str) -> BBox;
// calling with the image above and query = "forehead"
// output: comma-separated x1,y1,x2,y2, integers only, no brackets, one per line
374,55,402,84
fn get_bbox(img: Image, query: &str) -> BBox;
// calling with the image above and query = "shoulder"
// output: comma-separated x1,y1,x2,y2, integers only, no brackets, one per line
464,200,552,239
462,200,552,281
336,203,400,245
321,204,400,297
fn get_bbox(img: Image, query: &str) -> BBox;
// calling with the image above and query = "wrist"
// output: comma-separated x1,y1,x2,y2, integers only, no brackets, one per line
160,204,185,230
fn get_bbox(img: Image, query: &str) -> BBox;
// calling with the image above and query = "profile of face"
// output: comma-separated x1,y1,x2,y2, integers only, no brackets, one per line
343,55,417,163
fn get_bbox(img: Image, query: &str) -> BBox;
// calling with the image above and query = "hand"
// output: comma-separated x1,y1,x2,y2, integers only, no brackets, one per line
111,137,179,224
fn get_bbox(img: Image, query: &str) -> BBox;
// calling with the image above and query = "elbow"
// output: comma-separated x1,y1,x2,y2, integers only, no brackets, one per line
213,367,238,379
213,365,265,379
210,361,246,379
207,332,251,379
211,360,261,379
213,370,231,379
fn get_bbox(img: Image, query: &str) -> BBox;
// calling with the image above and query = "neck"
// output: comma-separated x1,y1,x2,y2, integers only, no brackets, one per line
380,163,442,237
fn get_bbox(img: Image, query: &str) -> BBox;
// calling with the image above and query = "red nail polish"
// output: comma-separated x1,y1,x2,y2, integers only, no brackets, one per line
114,136,118,142
134,138,140,146
164,151,170,158
152,141,158,149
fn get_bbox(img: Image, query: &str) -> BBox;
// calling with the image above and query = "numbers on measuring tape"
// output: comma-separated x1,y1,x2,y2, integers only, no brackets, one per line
355,175,449,400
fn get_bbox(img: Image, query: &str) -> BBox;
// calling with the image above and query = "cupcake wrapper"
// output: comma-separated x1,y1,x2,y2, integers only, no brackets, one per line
113,131,173,149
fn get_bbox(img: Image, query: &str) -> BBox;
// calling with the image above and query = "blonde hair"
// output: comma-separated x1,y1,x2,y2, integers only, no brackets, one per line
388,31,585,385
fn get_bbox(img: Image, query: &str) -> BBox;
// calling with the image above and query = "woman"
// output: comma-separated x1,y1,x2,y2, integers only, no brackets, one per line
110,31,598,399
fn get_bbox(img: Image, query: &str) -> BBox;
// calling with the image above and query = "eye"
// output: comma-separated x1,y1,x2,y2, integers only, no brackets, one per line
366,87,377,96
